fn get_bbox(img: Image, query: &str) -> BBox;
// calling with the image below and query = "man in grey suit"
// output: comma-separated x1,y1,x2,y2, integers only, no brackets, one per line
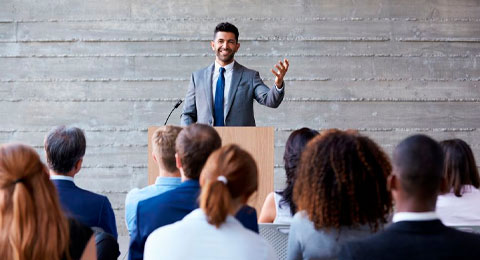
181,22,289,126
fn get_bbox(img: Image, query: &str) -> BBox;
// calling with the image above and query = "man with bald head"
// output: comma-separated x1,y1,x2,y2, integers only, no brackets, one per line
340,134,480,260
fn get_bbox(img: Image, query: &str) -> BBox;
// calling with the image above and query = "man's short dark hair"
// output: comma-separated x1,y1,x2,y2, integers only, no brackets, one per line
45,126,86,174
393,134,444,199
175,124,221,180
214,22,239,42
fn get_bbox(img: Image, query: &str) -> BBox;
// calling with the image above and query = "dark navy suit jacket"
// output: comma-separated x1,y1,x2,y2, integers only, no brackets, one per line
52,179,118,239
339,220,480,260
128,180,259,260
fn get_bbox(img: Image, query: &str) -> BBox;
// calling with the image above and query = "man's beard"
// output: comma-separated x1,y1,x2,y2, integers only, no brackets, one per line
216,48,235,63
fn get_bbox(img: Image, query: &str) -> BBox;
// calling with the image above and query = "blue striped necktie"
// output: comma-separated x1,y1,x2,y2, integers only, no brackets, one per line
214,67,226,126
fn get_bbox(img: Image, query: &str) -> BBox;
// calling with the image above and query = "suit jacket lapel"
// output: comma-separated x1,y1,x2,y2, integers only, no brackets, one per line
204,63,215,117
225,62,243,119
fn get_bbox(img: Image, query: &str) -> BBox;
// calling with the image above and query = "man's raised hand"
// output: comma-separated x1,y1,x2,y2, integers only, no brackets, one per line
271,59,289,88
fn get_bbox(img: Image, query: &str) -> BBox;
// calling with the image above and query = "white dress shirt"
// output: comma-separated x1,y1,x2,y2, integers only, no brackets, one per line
392,211,439,223
50,174,74,182
144,208,277,260
437,185,480,226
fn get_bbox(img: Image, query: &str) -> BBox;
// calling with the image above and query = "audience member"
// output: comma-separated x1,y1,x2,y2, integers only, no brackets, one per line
0,143,96,260
339,135,480,260
144,144,277,260
45,125,118,239
259,127,318,223
436,138,480,225
125,125,183,235
288,129,393,260
129,123,259,260
93,228,120,260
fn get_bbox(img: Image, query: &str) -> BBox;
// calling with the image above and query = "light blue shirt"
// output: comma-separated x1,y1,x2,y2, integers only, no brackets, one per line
125,176,181,235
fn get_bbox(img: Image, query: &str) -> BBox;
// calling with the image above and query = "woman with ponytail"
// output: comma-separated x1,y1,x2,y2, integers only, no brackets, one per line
0,144,96,260
144,144,276,260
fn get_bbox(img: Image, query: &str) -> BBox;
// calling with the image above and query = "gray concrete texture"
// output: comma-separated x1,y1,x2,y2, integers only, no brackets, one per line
1,0,480,239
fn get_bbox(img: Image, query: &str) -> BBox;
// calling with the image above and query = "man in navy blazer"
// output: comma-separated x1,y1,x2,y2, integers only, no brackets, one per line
339,135,480,260
129,124,259,260
45,126,118,239
181,22,289,126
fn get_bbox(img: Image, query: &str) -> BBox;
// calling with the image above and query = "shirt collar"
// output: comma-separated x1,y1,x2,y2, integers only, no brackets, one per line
393,211,439,223
214,60,235,73
154,176,181,185
50,175,74,182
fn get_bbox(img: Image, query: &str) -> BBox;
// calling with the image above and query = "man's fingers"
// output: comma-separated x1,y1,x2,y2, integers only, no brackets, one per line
271,69,280,77
277,61,286,71
284,59,289,71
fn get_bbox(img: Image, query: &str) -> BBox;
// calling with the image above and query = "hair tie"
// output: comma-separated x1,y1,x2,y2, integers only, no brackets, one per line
217,175,228,185
13,178,25,185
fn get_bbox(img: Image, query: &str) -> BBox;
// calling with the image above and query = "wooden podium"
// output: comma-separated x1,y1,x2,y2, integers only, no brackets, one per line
148,126,274,215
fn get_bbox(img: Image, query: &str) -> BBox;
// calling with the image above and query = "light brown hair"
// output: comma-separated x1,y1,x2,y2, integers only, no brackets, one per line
176,124,221,180
294,129,392,232
0,144,70,260
152,125,183,172
200,144,258,228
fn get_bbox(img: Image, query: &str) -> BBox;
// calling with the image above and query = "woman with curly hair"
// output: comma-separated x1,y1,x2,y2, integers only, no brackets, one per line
287,129,393,260
0,143,96,260
436,139,480,225
259,127,318,223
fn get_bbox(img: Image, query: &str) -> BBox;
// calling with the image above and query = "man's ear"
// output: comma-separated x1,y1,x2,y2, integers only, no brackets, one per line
235,42,240,51
74,158,83,174
387,174,396,192
210,41,215,51
152,152,158,164
175,153,182,170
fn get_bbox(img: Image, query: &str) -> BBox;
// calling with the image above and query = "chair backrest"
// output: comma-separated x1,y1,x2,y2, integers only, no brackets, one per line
453,226,480,234
259,223,290,260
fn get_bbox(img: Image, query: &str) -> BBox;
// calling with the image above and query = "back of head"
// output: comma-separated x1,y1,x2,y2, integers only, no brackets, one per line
294,129,392,231
45,125,86,174
281,127,318,215
200,144,258,228
0,144,70,260
214,22,239,42
393,134,444,201
440,138,479,197
176,124,221,180
152,125,183,173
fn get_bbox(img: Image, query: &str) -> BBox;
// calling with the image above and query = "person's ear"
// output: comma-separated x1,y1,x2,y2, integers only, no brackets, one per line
211,41,215,51
74,158,83,174
152,152,158,164
387,174,396,192
235,42,240,51
175,153,182,169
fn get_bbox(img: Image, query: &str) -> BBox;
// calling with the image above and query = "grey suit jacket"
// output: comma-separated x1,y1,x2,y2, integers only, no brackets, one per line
180,62,285,126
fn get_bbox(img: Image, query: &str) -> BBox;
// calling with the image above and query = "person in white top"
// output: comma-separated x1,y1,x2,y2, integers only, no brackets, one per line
259,128,318,224
144,144,277,260
436,139,480,226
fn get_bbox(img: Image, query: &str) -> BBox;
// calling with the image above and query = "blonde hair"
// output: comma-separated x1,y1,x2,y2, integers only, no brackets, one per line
0,144,71,260
199,144,258,228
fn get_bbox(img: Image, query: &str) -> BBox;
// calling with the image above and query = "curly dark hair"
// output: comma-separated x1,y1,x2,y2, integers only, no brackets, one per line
277,128,318,215
293,129,392,232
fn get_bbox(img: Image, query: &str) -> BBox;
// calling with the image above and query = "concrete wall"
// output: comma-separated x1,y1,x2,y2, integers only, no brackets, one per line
1,0,479,237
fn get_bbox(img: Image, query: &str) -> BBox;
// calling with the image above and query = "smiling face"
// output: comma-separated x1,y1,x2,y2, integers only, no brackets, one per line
211,31,240,66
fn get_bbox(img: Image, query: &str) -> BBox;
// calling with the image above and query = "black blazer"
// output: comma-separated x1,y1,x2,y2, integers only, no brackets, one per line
339,220,480,260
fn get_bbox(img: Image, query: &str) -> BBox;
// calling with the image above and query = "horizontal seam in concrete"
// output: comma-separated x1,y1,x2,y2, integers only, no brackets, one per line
2,78,480,83
2,98,480,102
0,54,476,58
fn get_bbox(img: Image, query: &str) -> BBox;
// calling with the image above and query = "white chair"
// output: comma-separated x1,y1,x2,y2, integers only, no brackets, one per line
259,224,290,260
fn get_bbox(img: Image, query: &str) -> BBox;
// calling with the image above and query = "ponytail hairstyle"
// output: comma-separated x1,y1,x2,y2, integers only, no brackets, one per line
0,144,71,260
199,144,258,228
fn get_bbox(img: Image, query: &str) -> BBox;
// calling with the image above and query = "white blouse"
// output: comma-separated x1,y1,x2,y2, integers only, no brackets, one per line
144,208,277,260
437,185,480,226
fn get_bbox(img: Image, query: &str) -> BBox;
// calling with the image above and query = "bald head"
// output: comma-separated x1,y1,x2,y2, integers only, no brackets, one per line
393,134,444,201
